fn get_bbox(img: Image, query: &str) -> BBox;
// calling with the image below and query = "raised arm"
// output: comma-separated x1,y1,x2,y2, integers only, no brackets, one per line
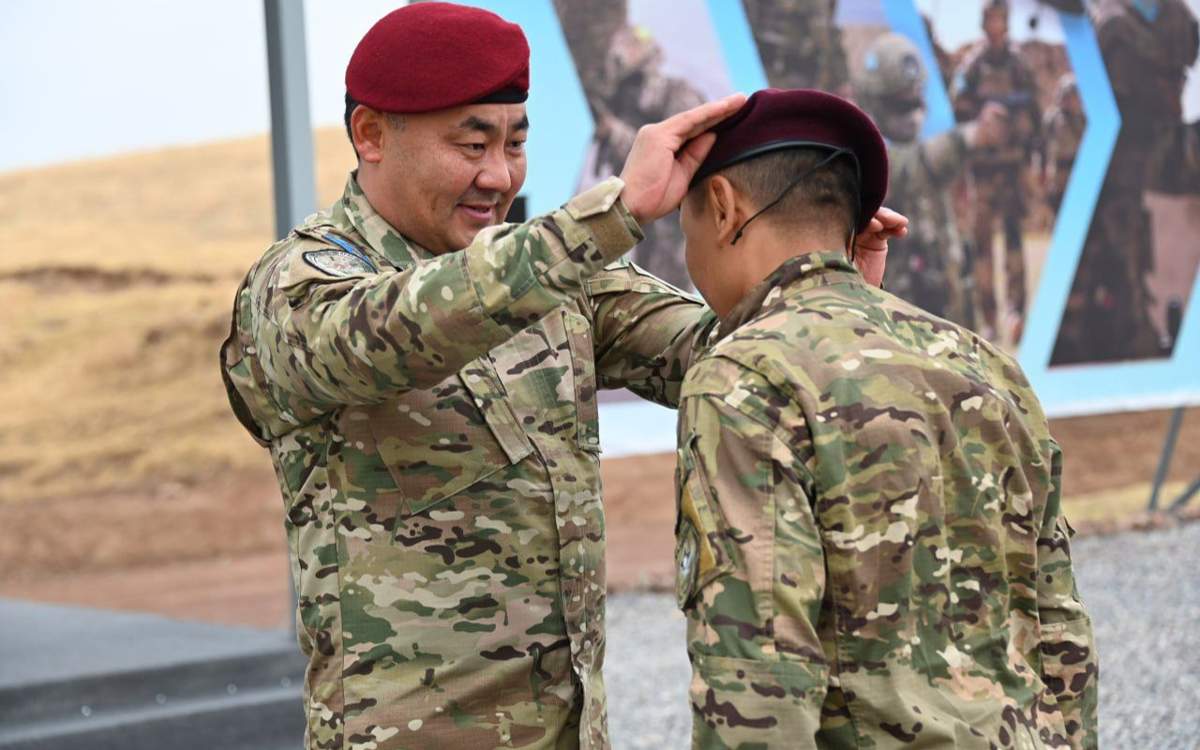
248,178,640,408
587,262,717,407
247,93,751,409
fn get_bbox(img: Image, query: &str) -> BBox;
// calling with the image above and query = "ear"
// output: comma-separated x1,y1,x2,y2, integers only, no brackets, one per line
351,106,387,164
707,176,744,246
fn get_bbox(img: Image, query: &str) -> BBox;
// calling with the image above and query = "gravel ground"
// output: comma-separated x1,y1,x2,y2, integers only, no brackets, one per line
605,522,1200,749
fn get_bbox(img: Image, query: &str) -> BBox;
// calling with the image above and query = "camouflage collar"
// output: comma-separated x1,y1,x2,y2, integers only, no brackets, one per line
717,251,860,340
337,172,434,269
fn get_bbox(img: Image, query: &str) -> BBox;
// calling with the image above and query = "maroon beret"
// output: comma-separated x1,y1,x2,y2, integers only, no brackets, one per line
346,2,530,114
693,88,888,232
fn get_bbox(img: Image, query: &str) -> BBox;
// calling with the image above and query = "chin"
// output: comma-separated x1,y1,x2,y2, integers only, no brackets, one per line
450,225,484,251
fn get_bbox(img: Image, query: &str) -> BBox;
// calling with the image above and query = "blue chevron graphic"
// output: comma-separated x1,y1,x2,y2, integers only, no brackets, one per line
1024,10,1200,414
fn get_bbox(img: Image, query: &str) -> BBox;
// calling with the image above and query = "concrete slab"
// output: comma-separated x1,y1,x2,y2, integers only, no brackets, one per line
0,598,294,689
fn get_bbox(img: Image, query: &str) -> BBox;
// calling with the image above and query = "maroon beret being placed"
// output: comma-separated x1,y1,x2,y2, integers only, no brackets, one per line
692,88,888,232
346,2,530,114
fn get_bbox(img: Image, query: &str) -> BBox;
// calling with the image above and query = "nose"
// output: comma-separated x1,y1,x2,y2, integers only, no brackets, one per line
475,147,512,194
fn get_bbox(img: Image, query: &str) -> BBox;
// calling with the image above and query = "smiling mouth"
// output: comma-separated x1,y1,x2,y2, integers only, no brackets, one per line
458,203,497,223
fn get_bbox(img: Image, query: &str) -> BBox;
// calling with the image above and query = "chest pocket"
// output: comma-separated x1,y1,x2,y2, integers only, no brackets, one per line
362,357,533,518
487,308,601,454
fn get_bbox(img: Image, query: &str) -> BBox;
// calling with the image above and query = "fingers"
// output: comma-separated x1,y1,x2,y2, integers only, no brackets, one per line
676,132,717,176
657,93,748,145
873,207,909,232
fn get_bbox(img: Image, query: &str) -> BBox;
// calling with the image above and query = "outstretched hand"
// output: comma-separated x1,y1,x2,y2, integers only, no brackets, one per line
853,207,908,288
618,94,748,225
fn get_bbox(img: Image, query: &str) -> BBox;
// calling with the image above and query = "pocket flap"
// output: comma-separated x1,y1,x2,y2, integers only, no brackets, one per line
366,358,534,518
459,358,535,466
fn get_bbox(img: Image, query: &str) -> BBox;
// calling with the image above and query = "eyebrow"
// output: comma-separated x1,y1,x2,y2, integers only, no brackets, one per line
456,114,530,134
458,115,498,134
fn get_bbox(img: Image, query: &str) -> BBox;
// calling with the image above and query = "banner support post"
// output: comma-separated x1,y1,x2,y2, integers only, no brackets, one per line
1146,407,1200,513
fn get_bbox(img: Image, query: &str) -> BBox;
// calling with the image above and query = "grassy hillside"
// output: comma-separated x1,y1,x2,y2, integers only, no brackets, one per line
0,128,357,503
2,128,1198,514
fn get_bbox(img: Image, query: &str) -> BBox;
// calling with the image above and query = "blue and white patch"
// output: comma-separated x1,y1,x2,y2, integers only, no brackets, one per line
302,249,376,277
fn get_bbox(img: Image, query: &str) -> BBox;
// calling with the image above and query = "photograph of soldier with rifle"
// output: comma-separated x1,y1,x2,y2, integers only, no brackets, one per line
918,0,1073,349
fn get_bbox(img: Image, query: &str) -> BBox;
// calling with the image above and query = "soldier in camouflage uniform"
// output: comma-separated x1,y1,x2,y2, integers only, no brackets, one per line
856,33,1009,327
1041,74,1084,212
220,5,742,748
221,6,905,749
1052,0,1198,364
743,0,851,96
554,0,706,290
951,0,1042,343
675,89,1097,748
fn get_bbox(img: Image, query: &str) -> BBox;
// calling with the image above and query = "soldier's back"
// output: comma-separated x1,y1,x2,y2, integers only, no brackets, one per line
697,254,1084,746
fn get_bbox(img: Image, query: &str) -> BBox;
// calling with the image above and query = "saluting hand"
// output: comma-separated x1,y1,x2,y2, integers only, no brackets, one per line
853,207,908,288
618,94,748,225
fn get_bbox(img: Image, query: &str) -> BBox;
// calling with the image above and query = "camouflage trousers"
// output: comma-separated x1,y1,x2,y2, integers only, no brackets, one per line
969,164,1027,338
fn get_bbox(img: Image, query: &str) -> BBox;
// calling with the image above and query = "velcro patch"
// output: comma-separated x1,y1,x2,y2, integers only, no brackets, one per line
302,249,376,277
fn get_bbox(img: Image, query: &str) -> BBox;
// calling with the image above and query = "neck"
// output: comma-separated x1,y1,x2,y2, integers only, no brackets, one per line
357,167,391,220
716,223,848,316
356,166,428,250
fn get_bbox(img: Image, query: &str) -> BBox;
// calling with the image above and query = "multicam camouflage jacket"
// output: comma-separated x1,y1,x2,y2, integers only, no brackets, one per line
221,173,716,750
674,252,1097,749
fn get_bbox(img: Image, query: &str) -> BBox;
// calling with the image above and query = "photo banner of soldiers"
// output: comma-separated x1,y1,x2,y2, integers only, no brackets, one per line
463,0,1200,456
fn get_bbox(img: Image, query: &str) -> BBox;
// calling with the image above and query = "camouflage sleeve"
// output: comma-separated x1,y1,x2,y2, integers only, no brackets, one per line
676,361,828,747
250,177,642,407
921,126,970,187
1035,440,1098,749
586,261,719,407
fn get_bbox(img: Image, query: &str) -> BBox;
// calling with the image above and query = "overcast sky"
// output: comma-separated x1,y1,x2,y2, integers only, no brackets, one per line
1,0,399,172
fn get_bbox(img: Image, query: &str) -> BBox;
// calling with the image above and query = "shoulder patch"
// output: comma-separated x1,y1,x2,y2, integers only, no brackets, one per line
302,249,376,278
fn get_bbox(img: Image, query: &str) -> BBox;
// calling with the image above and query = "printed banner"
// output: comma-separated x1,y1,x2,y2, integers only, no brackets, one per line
471,0,1200,455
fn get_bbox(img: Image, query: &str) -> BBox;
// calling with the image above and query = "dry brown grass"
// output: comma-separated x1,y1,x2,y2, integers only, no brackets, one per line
2,128,1198,517
0,128,357,503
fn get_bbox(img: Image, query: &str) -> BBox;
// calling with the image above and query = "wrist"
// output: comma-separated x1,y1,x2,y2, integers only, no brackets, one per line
617,188,649,227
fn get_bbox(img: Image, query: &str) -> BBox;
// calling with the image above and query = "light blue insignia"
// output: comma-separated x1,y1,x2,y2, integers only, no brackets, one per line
323,234,376,269
302,249,375,278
